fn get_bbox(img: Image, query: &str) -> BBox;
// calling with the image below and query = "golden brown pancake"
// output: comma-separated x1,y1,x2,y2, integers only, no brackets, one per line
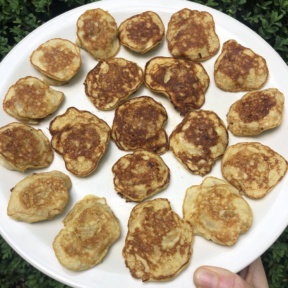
221,142,288,199
7,170,71,223
76,8,120,60
49,107,110,177
214,39,269,92
144,57,209,115
112,150,170,202
53,194,120,271
166,8,220,61
111,96,169,154
84,58,144,110
30,38,81,86
227,88,285,136
118,11,165,54
169,110,228,176
0,122,53,172
123,198,193,281
3,76,64,124
183,176,253,246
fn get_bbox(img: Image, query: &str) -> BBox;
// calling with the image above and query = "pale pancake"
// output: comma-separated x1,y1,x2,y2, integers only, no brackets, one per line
53,194,120,271
221,142,288,199
76,8,120,60
183,176,252,246
7,171,71,223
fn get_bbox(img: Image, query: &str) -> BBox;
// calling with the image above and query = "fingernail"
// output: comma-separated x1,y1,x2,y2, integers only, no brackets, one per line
194,268,218,288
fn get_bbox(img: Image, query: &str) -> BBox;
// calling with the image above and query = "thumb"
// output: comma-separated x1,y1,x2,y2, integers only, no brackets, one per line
193,266,252,288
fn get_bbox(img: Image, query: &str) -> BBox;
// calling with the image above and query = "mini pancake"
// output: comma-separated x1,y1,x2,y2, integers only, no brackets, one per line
49,107,110,177
3,76,64,124
221,142,288,199
183,176,252,246
144,57,209,115
30,38,81,86
0,122,53,172
227,88,285,136
53,194,120,271
7,170,71,223
214,39,269,92
112,150,170,202
169,110,228,176
118,11,165,54
123,198,193,282
76,8,120,60
84,58,144,110
111,96,169,154
166,8,220,61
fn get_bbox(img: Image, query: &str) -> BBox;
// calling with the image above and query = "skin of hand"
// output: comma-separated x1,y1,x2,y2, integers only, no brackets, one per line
193,257,269,288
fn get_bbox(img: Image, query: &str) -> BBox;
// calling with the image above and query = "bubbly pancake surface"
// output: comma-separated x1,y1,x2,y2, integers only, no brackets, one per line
30,38,81,85
214,39,269,91
49,107,110,177
112,150,170,202
227,88,284,136
84,58,144,110
169,110,228,176
221,142,288,199
166,8,220,61
145,57,209,115
111,96,169,154
53,194,120,271
7,170,71,223
183,177,252,246
76,8,120,60
3,76,64,124
119,11,165,54
0,122,53,172
123,198,193,281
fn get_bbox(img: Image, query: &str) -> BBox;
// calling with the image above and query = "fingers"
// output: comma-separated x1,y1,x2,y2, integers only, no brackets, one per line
193,266,252,288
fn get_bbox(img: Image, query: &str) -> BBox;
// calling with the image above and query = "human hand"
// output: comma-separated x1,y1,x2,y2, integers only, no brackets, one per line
193,257,268,288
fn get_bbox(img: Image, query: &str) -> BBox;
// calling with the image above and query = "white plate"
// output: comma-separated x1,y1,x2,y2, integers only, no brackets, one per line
1,0,288,287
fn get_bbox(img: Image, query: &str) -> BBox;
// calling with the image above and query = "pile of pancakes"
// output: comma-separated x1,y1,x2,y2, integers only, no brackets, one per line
0,6,287,283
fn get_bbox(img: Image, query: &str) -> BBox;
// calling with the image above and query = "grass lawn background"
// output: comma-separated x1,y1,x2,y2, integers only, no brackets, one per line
0,0,287,287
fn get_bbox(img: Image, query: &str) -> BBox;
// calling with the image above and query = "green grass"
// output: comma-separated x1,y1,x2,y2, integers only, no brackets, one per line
0,0,287,287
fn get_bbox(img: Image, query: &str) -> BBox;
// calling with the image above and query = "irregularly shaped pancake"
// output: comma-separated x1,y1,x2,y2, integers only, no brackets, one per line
3,76,64,124
227,88,285,136
53,194,120,271
112,150,170,202
76,8,120,60
221,142,288,199
111,96,168,154
123,198,193,281
118,11,165,54
166,9,220,62
84,58,144,110
214,40,269,92
0,122,53,172
144,57,209,115
30,38,81,86
183,177,252,246
49,107,110,177
7,171,71,223
169,110,228,176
